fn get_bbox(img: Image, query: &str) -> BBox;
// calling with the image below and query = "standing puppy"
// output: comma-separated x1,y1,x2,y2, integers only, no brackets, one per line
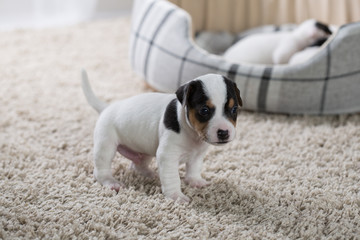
82,71,242,203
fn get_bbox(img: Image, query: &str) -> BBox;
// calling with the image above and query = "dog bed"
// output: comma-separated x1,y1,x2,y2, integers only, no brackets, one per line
130,0,360,114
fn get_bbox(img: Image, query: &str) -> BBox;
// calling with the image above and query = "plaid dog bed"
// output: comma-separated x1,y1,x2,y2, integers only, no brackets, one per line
130,0,360,114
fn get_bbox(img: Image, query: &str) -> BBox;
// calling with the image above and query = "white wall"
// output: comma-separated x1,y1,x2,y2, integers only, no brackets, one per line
0,0,133,30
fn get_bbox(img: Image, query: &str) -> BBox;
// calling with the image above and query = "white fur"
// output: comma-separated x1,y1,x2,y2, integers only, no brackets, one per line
82,71,237,203
223,19,330,65
288,47,321,65
223,32,286,64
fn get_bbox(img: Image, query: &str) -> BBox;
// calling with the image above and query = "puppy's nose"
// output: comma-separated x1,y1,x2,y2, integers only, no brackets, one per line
217,129,229,141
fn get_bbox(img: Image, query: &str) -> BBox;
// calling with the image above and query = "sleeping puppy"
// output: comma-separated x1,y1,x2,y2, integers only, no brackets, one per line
82,71,242,203
223,19,332,65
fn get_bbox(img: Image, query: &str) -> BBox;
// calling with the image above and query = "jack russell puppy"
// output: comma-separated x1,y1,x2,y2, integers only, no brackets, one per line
223,19,332,65
82,71,243,203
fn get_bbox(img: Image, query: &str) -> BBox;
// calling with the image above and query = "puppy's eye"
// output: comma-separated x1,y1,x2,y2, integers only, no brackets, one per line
199,106,210,116
231,106,238,115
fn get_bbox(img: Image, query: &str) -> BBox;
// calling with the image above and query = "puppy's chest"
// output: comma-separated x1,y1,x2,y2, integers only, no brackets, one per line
177,143,208,164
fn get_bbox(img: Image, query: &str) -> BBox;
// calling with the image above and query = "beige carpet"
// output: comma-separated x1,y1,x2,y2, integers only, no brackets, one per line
1,17,359,239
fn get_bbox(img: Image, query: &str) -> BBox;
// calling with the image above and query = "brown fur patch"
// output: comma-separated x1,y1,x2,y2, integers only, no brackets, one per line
206,100,215,108
188,108,209,139
228,117,236,127
188,99,215,140
228,98,235,109
227,98,237,127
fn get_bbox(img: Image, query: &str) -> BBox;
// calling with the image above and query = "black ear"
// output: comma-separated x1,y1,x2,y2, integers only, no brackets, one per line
176,84,188,105
233,82,243,107
315,21,332,35
176,81,198,106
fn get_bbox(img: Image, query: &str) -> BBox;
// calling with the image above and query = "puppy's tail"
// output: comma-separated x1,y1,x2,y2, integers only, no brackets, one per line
81,70,108,113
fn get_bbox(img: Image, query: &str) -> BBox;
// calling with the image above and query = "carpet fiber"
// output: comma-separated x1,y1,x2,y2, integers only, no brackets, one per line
0,17,359,239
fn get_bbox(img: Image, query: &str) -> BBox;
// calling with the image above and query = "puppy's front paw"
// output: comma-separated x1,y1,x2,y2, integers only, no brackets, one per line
166,192,190,204
185,177,210,188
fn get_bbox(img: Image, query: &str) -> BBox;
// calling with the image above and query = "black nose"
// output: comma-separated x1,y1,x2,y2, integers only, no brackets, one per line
217,129,229,141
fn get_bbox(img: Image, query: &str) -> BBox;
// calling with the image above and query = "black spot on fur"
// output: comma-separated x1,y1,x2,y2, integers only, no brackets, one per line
310,37,328,47
315,21,332,35
186,80,215,123
164,99,180,133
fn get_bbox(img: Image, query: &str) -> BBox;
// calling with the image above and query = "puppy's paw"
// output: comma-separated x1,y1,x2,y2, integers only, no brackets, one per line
94,169,124,192
95,174,123,192
102,179,124,192
185,177,210,188
166,192,191,204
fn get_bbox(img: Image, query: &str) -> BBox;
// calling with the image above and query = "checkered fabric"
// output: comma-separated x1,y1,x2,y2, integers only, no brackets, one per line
130,0,360,114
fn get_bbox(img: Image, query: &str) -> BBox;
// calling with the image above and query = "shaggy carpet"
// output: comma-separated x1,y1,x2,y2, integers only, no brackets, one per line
0,17,359,239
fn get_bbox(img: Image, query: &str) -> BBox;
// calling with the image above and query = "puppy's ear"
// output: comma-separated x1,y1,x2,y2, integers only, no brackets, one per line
176,81,197,106
315,21,332,35
233,82,243,107
176,84,188,105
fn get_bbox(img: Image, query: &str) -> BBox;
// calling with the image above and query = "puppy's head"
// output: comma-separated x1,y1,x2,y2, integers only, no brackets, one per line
297,19,332,43
176,74,242,145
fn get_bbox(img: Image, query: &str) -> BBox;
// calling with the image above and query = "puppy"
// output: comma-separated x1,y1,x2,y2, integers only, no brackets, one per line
223,19,332,65
82,71,242,203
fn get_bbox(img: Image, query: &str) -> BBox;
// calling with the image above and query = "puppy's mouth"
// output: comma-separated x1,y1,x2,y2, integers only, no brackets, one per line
198,133,231,145
199,134,231,145
214,141,229,145
206,140,230,146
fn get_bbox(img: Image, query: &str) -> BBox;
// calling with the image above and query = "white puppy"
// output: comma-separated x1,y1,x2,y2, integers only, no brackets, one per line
223,19,332,65
82,71,243,203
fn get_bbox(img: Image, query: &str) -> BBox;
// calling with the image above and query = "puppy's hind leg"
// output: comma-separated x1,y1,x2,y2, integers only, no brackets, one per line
117,145,155,178
130,156,155,178
93,136,123,192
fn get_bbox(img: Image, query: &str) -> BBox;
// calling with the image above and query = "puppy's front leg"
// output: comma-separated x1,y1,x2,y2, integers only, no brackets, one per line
185,151,210,188
156,143,190,203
